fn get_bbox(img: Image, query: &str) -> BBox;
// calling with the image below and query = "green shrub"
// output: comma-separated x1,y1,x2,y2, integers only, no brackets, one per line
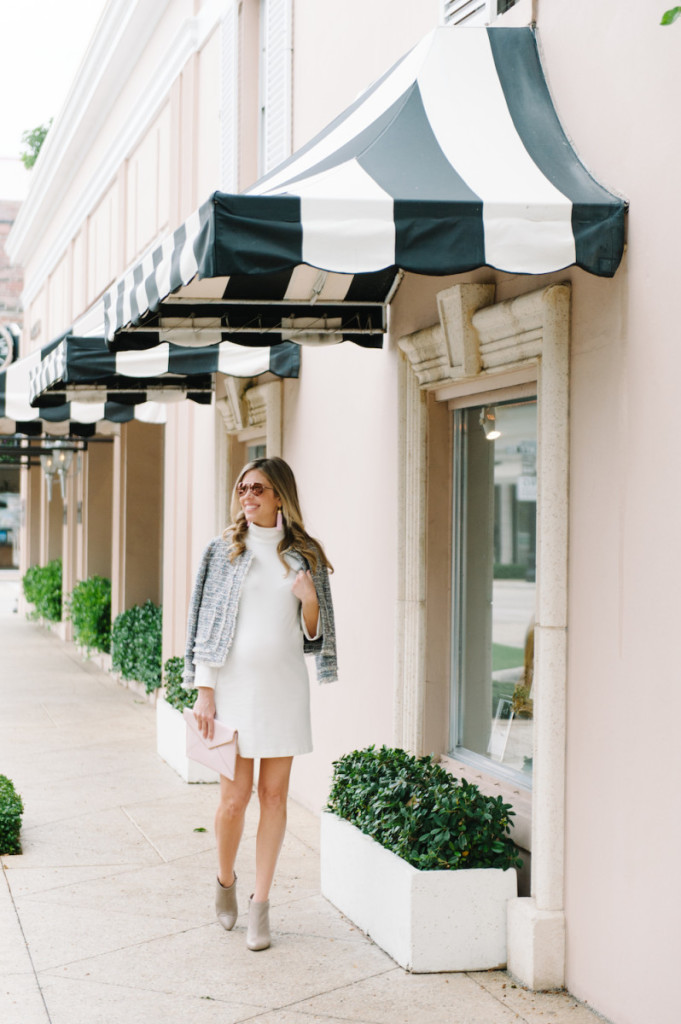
21,566,39,605
22,559,62,622
493,563,527,580
326,746,522,872
66,576,111,653
0,775,24,855
111,600,162,693
163,655,196,712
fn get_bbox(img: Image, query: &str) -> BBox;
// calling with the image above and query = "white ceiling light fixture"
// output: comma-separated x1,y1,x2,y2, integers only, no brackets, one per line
39,449,56,501
480,406,501,441
40,440,75,501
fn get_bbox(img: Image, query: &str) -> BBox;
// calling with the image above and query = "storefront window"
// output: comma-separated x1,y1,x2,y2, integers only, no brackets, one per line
450,399,537,786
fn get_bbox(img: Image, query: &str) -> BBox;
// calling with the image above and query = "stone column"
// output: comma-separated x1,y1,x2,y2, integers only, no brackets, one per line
111,421,164,618
394,348,428,752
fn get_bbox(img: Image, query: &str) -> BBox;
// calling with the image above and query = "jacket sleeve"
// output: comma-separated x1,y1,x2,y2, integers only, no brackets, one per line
303,559,338,683
183,539,216,688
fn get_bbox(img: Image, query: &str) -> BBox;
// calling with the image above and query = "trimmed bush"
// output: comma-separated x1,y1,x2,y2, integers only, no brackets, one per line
111,600,162,693
493,563,527,580
67,576,111,653
327,746,522,872
162,655,196,712
0,775,24,855
22,559,62,621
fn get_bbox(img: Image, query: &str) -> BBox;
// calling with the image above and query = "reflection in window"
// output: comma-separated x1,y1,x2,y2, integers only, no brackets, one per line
450,399,537,785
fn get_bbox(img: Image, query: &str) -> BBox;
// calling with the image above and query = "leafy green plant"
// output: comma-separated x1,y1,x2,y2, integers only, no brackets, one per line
20,119,52,169
494,562,527,580
22,559,62,622
0,775,24,855
162,655,196,712
66,576,111,653
327,746,522,872
661,7,681,24
111,600,163,693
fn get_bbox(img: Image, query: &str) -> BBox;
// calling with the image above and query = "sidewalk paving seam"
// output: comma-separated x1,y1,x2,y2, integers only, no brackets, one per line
37,920,216,975
38,703,60,727
465,975,537,1024
38,970,271,1011
233,964,400,1022
469,971,614,1024
17,798,171,835
2,865,53,1023
119,805,169,863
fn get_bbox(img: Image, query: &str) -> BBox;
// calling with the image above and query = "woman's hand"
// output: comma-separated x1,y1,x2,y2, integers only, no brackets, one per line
193,687,217,740
292,569,319,638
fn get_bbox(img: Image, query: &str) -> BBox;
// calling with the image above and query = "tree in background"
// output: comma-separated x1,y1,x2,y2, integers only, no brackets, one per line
20,120,53,170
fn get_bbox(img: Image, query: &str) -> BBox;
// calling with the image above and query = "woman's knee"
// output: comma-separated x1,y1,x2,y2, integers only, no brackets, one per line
257,781,289,814
217,786,251,821
257,757,293,812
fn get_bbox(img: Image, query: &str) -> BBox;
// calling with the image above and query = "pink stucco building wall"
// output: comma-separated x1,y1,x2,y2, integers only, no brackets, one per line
7,2,679,1021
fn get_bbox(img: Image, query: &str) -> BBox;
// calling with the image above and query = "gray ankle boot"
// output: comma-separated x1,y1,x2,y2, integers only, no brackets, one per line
246,895,271,951
215,875,238,931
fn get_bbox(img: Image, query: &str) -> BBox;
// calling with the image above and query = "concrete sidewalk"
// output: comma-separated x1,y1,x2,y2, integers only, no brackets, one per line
0,581,608,1024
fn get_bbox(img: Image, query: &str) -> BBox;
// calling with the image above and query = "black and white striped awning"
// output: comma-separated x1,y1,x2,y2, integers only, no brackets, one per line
0,338,168,435
28,334,299,408
104,26,625,352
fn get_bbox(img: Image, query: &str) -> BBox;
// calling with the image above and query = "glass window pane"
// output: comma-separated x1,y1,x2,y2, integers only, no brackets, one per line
247,443,266,461
451,399,536,785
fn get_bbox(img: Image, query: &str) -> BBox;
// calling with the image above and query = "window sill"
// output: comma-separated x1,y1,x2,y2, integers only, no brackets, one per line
439,753,532,852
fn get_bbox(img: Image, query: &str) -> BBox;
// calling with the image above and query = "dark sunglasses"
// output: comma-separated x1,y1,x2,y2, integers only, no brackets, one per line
237,482,274,497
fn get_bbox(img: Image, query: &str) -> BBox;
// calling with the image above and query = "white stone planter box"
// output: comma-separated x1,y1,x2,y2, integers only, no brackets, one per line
321,812,517,973
156,696,218,784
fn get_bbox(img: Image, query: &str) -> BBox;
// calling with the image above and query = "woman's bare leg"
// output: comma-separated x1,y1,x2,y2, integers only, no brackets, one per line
215,755,254,887
253,756,293,902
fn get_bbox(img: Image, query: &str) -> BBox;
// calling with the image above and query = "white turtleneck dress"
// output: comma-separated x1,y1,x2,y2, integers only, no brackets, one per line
193,523,315,758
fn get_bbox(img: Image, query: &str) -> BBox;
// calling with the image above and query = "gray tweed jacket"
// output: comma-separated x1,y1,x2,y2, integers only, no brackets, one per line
183,535,338,687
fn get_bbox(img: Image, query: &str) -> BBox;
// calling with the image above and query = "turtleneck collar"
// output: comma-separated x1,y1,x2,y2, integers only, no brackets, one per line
247,522,284,543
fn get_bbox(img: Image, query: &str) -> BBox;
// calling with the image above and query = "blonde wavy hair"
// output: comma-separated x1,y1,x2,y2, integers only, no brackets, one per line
224,457,333,573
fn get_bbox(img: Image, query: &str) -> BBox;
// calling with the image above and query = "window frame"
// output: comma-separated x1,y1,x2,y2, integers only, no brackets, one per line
258,0,293,176
397,281,571,881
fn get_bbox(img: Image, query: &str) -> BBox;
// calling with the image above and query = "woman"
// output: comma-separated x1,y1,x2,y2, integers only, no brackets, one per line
183,457,337,951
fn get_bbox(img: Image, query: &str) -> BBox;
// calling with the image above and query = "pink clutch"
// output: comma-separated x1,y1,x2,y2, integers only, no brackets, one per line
183,709,238,780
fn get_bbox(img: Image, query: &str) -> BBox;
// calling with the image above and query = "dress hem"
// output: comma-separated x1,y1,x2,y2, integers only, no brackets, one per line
237,745,313,759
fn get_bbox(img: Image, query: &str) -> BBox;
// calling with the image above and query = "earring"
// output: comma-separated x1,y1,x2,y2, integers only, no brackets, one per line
276,507,283,529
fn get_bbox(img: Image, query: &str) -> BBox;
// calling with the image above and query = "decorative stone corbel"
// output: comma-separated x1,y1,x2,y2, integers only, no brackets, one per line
215,375,283,458
398,283,496,387
215,375,246,432
397,324,450,387
438,282,496,377
244,380,282,456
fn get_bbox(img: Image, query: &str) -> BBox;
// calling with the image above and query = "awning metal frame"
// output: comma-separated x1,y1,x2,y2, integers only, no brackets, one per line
118,298,388,346
0,435,113,466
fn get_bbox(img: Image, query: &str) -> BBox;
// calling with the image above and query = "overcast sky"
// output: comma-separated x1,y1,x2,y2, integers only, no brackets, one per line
0,0,109,197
